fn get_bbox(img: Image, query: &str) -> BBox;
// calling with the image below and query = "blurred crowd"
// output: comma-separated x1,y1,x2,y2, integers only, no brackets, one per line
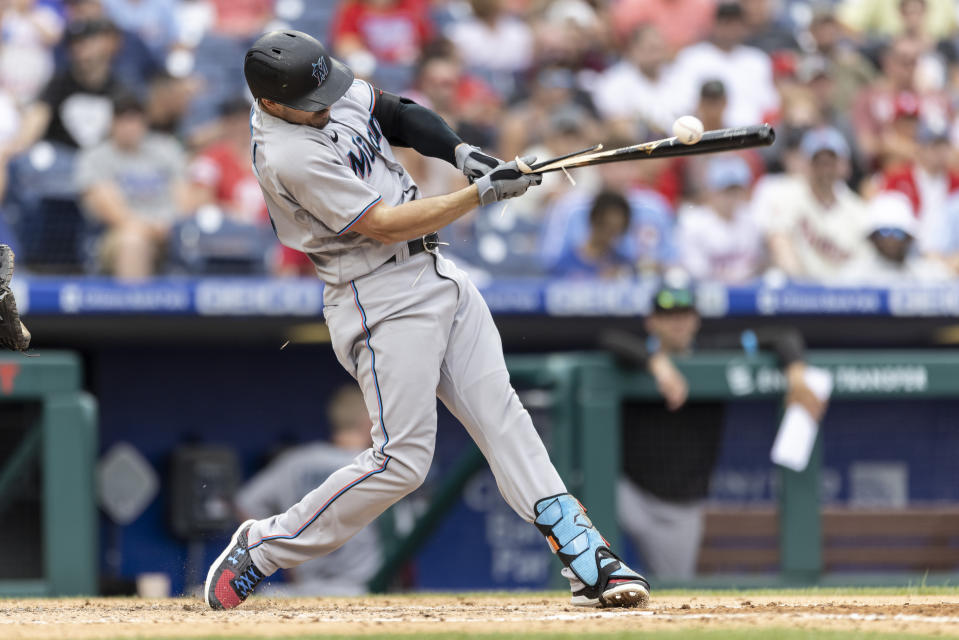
1,0,959,285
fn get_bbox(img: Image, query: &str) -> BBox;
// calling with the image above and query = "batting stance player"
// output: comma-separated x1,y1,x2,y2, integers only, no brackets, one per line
205,31,650,610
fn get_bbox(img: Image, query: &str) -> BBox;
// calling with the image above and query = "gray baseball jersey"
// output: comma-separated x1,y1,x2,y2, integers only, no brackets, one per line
245,80,567,579
250,79,419,284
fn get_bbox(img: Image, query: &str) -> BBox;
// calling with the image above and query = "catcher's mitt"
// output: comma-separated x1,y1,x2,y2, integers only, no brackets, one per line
0,245,31,352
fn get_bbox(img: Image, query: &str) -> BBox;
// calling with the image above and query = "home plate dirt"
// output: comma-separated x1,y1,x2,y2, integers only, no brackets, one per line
2,593,959,638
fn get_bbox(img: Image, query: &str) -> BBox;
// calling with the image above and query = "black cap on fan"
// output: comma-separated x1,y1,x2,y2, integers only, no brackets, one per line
244,30,354,112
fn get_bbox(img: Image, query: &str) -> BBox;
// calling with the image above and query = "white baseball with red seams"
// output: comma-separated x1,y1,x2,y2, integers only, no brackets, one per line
673,115,705,145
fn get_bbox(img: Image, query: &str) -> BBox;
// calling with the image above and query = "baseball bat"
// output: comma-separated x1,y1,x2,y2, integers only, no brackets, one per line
519,124,775,174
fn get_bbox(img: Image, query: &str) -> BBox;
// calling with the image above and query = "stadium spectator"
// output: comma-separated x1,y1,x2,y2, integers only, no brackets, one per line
530,0,606,72
75,94,187,279
0,90,19,155
186,98,266,225
840,191,948,283
669,1,780,126
0,0,64,104
498,66,581,163
12,18,127,154
925,192,959,274
741,0,799,53
678,156,765,284
851,37,951,167
541,144,677,277
875,91,922,173
601,283,820,579
837,0,956,41
680,79,765,200
795,55,862,175
591,24,677,137
515,103,602,221
173,0,215,49
206,0,273,38
802,5,876,116
897,0,937,48
394,53,468,198
549,190,635,279
56,1,160,97
100,0,178,63
332,0,433,86
146,71,198,139
898,0,951,94
697,78,727,135
879,120,959,252
235,385,383,596
764,127,869,282
610,0,717,55
451,71,503,152
446,0,534,91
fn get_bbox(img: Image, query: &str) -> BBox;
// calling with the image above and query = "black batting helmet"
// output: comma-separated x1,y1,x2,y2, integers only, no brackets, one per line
244,30,354,112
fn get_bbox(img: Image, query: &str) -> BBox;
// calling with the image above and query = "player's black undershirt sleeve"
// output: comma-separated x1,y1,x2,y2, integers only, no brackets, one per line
371,88,463,165
751,327,806,366
599,329,652,368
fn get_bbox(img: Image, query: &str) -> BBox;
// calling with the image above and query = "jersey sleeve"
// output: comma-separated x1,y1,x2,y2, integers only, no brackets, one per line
280,147,383,236
344,78,376,113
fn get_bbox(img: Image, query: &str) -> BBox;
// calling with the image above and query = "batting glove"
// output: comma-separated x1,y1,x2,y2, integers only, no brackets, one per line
474,156,543,206
455,143,502,182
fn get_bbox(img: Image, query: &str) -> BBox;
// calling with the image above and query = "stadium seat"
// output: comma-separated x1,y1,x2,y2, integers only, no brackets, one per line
167,209,276,275
5,143,87,272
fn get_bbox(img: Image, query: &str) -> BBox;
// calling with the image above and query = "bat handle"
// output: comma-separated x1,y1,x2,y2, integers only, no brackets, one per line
515,156,534,173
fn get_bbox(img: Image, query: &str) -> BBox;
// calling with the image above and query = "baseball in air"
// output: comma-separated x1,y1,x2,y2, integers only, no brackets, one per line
673,116,704,145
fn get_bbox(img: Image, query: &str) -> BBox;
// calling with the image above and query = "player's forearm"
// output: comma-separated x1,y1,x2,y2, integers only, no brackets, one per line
357,185,480,244
752,327,806,367
598,329,651,367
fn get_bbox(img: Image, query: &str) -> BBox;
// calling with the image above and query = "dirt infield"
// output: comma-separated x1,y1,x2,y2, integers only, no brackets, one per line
2,592,959,639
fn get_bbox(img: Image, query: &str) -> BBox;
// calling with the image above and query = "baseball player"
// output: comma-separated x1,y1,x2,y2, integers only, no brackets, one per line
204,30,650,610
0,245,31,352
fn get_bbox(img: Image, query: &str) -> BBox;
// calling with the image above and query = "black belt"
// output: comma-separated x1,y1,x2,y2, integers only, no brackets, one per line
386,232,440,264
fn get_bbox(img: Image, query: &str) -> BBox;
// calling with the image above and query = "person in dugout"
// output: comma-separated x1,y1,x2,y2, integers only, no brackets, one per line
600,282,826,579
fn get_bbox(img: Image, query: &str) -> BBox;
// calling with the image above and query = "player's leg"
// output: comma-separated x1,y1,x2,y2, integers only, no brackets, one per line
434,256,649,607
618,478,702,579
206,263,458,609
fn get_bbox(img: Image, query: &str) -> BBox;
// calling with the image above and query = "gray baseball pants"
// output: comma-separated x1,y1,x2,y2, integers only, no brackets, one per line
247,252,567,575
618,478,704,579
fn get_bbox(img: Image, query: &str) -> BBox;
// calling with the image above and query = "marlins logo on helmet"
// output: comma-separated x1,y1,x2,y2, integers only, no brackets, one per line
312,57,329,86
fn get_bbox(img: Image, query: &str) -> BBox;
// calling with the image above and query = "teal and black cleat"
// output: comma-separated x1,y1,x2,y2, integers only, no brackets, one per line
535,493,650,608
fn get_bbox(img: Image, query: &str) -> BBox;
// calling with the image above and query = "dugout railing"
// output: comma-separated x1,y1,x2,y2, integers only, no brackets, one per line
0,351,98,596
370,350,959,591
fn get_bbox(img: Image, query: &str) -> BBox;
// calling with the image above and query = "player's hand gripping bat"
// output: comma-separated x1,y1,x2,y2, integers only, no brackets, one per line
516,124,775,174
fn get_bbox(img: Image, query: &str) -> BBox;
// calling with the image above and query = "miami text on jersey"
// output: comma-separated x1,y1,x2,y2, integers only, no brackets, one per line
347,114,384,179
